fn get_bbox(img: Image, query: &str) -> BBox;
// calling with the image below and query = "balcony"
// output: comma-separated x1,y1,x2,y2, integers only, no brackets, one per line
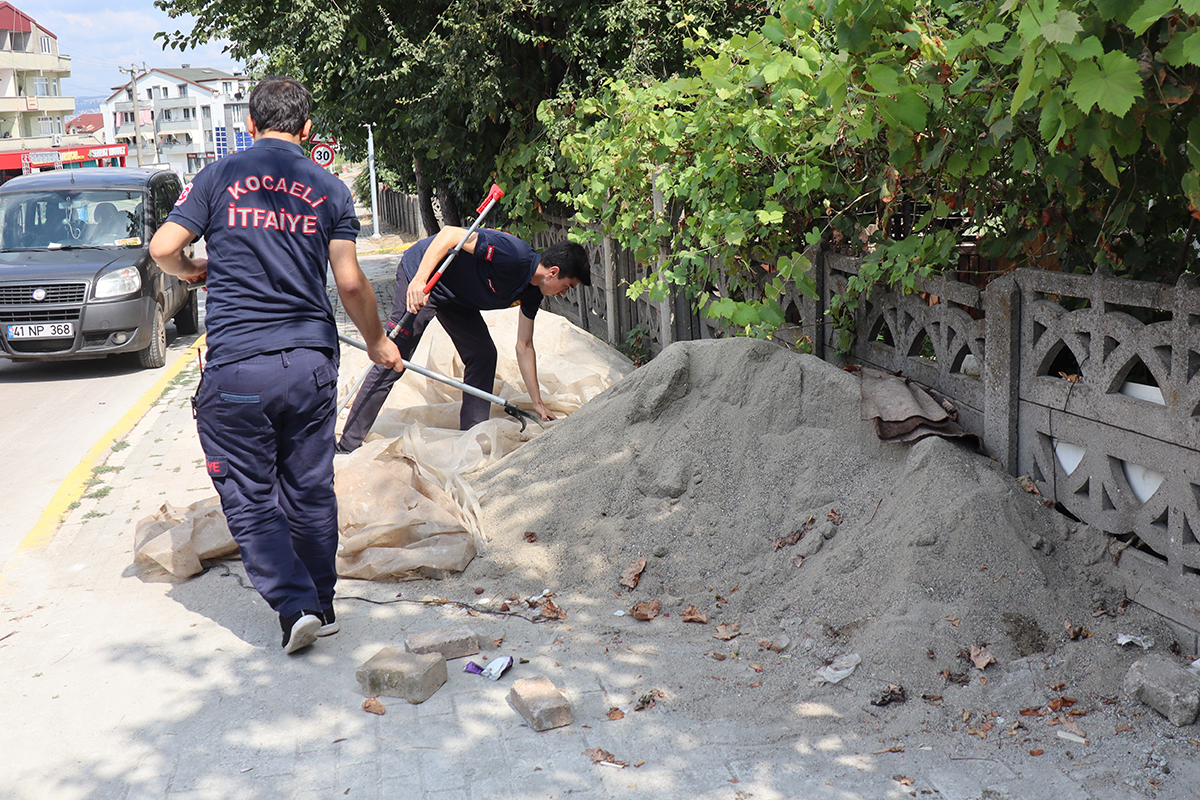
0,133,93,153
0,52,71,73
156,96,202,111
157,118,201,134
0,96,74,114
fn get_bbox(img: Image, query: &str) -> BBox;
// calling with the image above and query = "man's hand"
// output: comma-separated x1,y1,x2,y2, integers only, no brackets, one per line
182,265,208,285
367,332,404,372
532,401,557,422
405,280,430,315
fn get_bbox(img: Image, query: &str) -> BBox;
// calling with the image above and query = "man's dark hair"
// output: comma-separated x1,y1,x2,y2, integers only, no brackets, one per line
541,241,591,286
248,76,311,136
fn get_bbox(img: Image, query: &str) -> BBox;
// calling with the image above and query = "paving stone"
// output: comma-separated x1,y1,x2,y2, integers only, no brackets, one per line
405,626,480,660
356,647,447,704
508,675,572,732
1124,655,1200,726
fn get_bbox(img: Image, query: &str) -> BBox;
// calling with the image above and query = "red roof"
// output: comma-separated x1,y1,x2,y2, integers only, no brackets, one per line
0,3,52,38
66,112,103,133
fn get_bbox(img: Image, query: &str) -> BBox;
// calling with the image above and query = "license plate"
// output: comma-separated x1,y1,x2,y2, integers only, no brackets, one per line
6,322,74,339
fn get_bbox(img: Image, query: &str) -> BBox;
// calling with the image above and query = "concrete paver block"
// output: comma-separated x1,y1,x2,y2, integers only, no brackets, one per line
1124,655,1200,726
508,675,572,731
356,647,447,704
405,626,480,660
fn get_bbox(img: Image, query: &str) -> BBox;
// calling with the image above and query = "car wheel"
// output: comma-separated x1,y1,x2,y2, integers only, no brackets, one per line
174,289,200,335
138,302,167,369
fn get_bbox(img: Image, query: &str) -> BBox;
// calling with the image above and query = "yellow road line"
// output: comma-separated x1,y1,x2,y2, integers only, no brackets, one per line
18,335,206,552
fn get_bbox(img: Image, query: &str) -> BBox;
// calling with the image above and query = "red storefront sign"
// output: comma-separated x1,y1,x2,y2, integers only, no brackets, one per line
0,143,129,172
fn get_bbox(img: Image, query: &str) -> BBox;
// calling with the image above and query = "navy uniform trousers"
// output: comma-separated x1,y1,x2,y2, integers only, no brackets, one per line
196,347,339,619
338,266,499,451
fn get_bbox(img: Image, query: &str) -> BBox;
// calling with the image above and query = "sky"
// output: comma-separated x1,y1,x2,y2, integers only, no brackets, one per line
34,0,245,103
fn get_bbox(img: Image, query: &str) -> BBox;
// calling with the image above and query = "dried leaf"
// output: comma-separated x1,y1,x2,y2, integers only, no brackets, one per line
619,558,647,590
1058,371,1081,383
944,615,960,627
749,663,763,673
1062,716,1087,738
1115,725,1133,733
1048,697,1077,712
362,698,386,716
1065,620,1083,640
748,679,762,687
583,747,628,766
922,694,943,704
1030,749,1044,756
607,707,625,721
712,622,741,641
631,599,660,621
1056,730,1087,745
1017,475,1042,496
969,645,997,670
775,516,815,550
492,636,505,647
712,652,727,661
871,684,908,707
872,746,904,754
635,689,664,711
540,599,567,620
827,509,843,525
893,775,914,786
682,606,708,624
1020,707,1045,717
523,531,538,543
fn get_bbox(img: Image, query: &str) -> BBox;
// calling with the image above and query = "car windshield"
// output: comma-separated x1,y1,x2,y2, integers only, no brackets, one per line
0,189,144,250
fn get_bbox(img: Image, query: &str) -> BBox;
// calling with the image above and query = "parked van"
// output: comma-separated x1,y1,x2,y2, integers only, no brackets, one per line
0,167,198,368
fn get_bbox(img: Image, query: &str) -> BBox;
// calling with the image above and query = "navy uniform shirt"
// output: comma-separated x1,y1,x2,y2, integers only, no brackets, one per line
402,228,542,320
166,138,360,365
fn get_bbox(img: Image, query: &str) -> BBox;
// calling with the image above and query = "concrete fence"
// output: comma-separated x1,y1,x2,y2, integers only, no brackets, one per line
375,188,426,239
359,199,1200,651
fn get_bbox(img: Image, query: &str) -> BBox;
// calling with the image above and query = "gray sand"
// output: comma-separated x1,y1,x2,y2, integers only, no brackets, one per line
448,337,1198,794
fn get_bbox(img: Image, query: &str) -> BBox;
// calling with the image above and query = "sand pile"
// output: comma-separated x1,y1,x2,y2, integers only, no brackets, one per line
474,337,1170,707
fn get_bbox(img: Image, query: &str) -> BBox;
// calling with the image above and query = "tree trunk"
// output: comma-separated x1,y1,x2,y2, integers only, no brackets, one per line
437,178,462,228
412,154,440,236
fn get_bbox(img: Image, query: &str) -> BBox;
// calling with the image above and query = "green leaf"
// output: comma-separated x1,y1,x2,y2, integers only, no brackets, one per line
1090,145,1119,186
1093,0,1134,22
1011,52,1037,114
1127,0,1174,36
730,304,760,328
1041,11,1082,44
1067,51,1144,116
880,90,929,131
756,204,786,225
1060,36,1105,62
1188,116,1200,171
865,64,902,96
1183,170,1200,212
1181,0,1200,13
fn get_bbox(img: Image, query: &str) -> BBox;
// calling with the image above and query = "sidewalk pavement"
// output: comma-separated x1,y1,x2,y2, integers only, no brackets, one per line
3,346,1179,800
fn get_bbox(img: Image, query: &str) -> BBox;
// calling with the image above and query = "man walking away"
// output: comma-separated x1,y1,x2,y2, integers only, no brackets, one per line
149,76,402,654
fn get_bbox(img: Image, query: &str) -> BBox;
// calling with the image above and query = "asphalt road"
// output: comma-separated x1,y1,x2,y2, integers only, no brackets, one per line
0,314,203,558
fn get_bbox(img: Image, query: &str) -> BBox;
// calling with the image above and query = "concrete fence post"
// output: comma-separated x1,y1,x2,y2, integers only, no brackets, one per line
983,273,1020,474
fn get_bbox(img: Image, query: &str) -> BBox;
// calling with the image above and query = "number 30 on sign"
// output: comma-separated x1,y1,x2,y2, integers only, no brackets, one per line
310,144,335,167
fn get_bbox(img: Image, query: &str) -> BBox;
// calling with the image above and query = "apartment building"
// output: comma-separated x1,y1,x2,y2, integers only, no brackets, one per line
101,66,253,177
0,3,123,180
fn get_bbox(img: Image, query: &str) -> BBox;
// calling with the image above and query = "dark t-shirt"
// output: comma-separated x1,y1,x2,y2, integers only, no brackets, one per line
402,228,542,320
166,138,360,365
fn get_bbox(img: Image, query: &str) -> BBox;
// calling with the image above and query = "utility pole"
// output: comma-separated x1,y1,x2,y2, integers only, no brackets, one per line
365,123,381,239
119,65,145,167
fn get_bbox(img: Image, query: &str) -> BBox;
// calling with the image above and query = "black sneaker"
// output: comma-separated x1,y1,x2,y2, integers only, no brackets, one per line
318,605,339,637
280,610,321,654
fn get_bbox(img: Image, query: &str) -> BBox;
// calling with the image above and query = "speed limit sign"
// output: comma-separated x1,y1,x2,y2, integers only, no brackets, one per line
311,143,335,167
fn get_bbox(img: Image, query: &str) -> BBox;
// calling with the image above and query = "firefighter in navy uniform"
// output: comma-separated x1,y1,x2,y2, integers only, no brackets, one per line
336,231,591,452
149,76,402,654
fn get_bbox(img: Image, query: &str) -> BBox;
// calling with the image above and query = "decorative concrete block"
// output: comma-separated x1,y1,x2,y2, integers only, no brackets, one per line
356,647,447,704
405,626,480,660
1124,655,1200,726
508,676,572,731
